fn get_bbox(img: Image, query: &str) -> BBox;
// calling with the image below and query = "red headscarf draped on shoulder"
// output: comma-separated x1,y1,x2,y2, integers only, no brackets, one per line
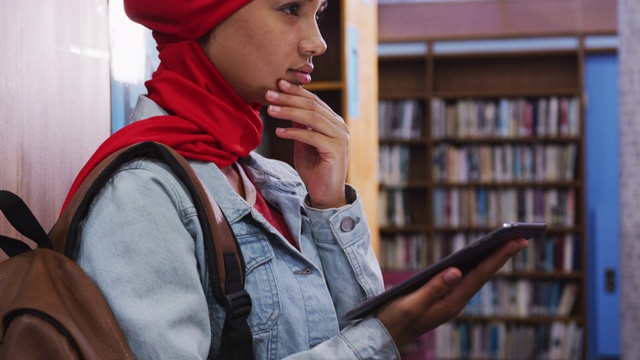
60,0,258,212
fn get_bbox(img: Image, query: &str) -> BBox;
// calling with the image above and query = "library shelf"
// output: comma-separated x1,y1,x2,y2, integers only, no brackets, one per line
378,38,588,359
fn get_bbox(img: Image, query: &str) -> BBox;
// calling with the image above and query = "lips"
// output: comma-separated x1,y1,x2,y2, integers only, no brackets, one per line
289,64,314,85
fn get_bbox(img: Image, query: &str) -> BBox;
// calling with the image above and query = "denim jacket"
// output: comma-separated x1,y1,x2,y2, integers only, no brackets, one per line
75,96,400,359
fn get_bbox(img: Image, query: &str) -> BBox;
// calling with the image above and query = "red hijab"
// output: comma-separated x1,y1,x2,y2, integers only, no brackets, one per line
61,0,260,212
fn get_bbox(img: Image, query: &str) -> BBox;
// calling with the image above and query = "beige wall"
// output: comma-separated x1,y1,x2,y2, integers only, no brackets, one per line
0,1,111,240
619,0,640,357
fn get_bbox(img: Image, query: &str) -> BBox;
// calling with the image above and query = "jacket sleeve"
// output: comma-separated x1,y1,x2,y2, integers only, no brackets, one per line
303,185,384,322
75,160,212,360
283,316,401,360
301,185,401,359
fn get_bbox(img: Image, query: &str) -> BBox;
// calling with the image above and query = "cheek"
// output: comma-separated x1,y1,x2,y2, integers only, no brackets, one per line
234,49,281,104
219,22,296,102
248,35,288,82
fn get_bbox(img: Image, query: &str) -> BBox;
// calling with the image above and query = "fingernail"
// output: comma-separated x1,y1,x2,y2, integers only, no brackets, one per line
280,79,291,89
444,269,462,284
266,90,279,100
269,105,281,113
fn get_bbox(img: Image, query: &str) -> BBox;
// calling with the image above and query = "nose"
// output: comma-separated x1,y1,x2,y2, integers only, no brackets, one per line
299,23,327,58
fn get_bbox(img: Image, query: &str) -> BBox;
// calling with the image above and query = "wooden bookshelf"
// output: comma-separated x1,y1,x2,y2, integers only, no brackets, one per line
378,39,588,359
259,0,380,251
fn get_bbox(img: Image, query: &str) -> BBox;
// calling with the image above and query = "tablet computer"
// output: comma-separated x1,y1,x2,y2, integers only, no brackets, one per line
342,221,547,321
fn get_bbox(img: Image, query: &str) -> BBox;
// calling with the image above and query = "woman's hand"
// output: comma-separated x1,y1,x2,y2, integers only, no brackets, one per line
376,238,529,348
266,79,349,209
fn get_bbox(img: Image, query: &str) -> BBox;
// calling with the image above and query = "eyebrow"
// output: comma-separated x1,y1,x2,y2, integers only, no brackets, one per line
311,0,328,8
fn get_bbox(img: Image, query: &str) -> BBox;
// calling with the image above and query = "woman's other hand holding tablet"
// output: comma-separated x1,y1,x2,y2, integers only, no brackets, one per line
376,237,528,348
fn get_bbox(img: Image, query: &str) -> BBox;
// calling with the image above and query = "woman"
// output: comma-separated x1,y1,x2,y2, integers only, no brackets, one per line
62,0,527,358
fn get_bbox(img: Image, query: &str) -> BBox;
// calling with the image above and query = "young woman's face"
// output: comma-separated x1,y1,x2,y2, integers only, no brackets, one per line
201,0,328,104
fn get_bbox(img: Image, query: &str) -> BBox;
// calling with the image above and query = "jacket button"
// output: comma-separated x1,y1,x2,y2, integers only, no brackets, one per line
340,216,356,232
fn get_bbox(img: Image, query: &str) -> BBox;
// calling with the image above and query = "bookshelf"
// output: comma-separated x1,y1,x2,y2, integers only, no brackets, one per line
378,39,587,359
259,0,380,250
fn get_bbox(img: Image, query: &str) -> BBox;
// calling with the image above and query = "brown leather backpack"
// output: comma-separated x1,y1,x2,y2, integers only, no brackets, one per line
0,142,253,360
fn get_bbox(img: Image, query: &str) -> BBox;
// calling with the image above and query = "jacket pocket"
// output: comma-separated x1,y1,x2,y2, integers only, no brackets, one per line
236,231,281,333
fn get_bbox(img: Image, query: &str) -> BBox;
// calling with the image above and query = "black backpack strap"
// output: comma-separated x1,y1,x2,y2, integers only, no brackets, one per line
0,235,32,257
0,190,53,255
50,142,253,360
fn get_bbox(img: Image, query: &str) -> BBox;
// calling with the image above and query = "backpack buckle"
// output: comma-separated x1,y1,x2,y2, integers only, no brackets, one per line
224,289,252,327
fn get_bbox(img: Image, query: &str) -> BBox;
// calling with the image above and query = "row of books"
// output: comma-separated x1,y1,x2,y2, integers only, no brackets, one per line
379,99,424,140
432,143,578,183
463,279,579,318
448,232,578,273
427,320,583,360
379,187,577,228
378,188,415,227
379,233,429,271
379,144,413,185
432,188,576,228
431,96,581,139
379,232,580,273
510,233,581,273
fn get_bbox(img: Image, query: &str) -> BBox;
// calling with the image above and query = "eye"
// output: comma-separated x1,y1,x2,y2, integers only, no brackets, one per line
315,2,328,24
281,2,302,17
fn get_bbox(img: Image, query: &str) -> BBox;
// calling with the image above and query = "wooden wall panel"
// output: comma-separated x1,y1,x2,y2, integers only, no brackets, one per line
1,0,111,242
344,0,380,252
379,0,617,42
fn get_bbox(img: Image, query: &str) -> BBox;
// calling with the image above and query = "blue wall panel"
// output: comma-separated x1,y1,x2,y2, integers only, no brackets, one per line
585,53,620,359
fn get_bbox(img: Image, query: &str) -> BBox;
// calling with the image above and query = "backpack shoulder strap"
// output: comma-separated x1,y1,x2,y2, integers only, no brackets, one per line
0,190,52,254
49,141,253,360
